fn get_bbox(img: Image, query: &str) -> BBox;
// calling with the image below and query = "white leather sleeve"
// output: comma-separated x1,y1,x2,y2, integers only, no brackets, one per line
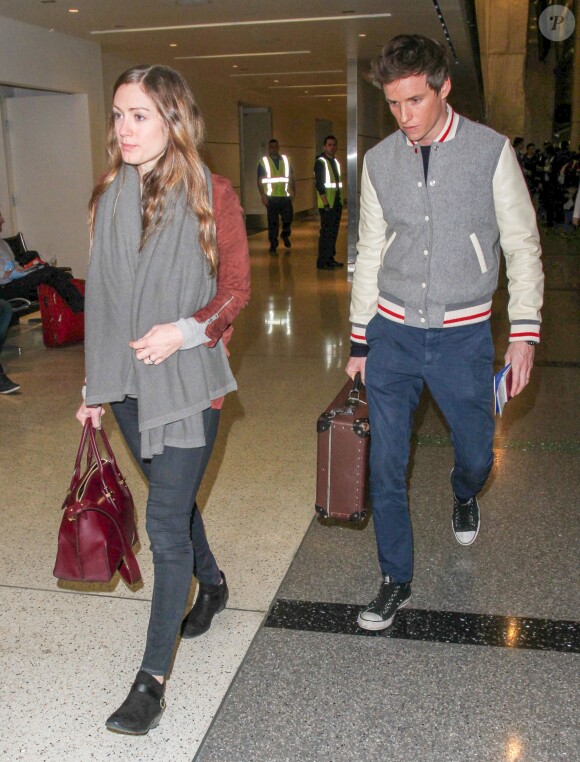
349,158,387,333
493,140,544,337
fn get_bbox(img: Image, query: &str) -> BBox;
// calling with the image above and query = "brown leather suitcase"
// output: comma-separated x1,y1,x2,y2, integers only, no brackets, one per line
315,373,370,522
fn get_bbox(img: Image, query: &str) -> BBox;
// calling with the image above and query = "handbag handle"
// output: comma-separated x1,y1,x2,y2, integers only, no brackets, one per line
85,423,129,495
65,420,94,505
65,421,128,508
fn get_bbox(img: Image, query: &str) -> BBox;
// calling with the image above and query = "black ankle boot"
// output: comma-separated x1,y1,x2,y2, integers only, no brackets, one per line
181,571,229,639
105,670,166,735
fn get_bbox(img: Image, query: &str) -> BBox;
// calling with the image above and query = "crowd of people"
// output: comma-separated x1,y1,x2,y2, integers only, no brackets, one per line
513,136,580,231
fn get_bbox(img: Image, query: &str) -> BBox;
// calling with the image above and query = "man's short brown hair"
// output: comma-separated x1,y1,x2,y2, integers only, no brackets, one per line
372,35,451,93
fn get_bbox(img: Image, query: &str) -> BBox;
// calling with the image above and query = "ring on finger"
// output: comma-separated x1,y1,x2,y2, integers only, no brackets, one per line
144,357,154,366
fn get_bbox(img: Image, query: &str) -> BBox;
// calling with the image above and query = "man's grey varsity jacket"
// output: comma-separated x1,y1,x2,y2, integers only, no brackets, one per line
350,109,544,347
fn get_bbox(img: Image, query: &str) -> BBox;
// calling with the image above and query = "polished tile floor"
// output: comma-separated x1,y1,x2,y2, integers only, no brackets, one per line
0,219,578,761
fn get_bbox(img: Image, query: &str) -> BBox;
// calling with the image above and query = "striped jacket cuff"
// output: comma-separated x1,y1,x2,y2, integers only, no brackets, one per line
509,321,541,343
350,323,367,345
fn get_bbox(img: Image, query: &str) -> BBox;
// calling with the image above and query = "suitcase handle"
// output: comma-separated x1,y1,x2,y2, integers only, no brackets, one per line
346,372,363,404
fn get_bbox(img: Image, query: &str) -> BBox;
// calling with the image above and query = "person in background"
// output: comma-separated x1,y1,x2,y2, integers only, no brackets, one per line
0,298,20,394
314,135,343,269
76,64,250,735
257,139,295,254
346,35,543,634
572,179,580,230
0,208,84,312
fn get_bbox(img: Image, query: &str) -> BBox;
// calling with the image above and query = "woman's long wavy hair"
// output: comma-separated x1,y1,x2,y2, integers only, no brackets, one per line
89,65,218,275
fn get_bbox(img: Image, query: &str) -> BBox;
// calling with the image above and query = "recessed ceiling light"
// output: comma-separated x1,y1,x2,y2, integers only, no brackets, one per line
274,79,279,83
68,8,79,13
91,14,391,36
230,69,343,78
359,34,367,38
170,43,177,47
176,50,311,60
232,64,238,68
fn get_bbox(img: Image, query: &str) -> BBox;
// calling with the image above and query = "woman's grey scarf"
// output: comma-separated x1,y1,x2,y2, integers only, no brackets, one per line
85,164,236,457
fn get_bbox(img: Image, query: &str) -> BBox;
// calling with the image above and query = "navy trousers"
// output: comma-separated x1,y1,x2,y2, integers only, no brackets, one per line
365,316,495,583
111,397,221,676
266,197,293,248
317,204,342,266
0,299,12,354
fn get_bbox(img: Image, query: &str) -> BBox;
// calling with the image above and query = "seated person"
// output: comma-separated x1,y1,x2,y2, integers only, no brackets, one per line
0,208,84,312
0,298,19,394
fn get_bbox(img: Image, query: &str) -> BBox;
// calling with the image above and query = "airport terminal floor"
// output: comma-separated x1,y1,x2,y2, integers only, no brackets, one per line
1,217,578,761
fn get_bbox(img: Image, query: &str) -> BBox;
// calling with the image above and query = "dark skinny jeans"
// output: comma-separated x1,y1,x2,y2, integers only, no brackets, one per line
111,397,221,676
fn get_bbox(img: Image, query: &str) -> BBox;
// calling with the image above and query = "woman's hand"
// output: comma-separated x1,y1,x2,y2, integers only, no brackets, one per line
76,400,104,428
129,323,184,366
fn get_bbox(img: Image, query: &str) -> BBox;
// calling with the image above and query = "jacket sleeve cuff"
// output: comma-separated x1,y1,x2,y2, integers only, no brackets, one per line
173,317,210,350
350,323,367,345
350,324,369,357
509,321,541,343
350,342,369,357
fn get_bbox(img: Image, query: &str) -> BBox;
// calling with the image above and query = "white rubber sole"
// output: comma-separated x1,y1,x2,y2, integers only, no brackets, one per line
357,595,412,632
452,518,480,546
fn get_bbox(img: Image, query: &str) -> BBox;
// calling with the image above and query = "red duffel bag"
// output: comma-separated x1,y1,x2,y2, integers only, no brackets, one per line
38,278,85,347
54,421,141,585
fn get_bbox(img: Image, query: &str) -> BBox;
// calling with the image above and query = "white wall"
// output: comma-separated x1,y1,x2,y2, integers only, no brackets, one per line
0,13,106,263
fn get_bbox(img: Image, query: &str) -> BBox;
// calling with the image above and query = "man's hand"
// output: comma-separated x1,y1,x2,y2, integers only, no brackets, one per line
345,356,367,384
261,196,269,208
505,341,535,397
130,323,184,365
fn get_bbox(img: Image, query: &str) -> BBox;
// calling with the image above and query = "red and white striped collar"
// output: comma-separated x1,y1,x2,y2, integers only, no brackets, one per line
404,105,459,147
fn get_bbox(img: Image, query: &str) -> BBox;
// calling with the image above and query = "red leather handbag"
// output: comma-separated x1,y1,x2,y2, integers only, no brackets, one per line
53,421,141,585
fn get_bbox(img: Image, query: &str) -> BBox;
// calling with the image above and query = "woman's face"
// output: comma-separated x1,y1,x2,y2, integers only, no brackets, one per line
112,83,169,178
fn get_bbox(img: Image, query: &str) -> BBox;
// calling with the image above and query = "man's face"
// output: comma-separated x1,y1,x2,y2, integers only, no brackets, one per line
268,141,280,157
324,138,338,157
384,74,451,146
527,145,535,156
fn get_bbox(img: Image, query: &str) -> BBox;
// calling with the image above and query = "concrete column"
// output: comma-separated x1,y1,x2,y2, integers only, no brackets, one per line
570,14,580,149
346,57,358,266
476,0,528,138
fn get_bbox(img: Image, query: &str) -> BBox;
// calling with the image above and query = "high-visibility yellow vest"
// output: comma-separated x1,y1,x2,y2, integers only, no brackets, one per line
316,156,342,208
260,155,291,197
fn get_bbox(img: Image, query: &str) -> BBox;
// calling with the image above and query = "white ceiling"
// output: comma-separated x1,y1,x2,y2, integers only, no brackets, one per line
0,0,484,119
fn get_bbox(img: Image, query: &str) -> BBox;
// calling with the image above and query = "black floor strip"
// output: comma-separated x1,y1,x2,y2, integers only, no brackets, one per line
265,599,580,653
